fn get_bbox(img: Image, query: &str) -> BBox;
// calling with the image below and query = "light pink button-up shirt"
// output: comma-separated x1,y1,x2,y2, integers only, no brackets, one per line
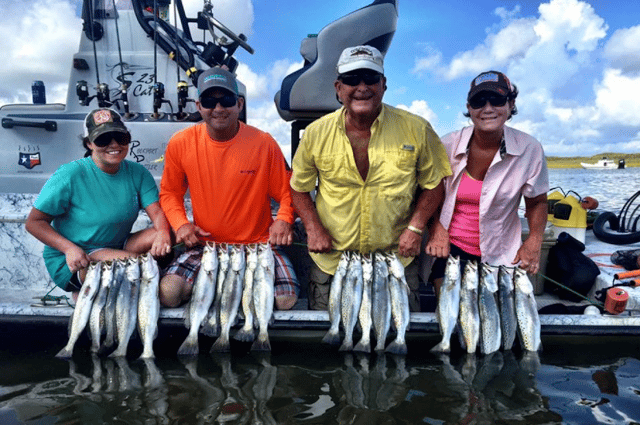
439,125,549,266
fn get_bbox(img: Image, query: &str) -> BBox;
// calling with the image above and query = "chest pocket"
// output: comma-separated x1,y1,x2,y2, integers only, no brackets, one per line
376,148,417,190
316,154,360,188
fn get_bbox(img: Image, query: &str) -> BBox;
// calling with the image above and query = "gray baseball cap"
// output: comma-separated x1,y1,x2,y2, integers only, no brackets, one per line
197,67,239,98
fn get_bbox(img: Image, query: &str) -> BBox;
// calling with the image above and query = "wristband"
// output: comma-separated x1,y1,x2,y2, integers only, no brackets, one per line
407,225,423,235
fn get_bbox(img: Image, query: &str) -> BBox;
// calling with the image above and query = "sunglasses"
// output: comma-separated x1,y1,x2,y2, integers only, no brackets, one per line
468,93,508,109
338,72,383,86
93,133,131,147
200,94,238,109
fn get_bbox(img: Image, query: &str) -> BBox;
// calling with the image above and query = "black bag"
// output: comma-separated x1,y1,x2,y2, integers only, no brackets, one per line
544,232,600,302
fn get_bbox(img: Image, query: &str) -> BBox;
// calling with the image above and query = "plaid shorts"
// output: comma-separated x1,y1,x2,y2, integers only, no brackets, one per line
163,244,299,298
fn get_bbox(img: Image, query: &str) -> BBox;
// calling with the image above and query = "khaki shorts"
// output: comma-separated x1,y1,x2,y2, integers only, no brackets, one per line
308,260,421,312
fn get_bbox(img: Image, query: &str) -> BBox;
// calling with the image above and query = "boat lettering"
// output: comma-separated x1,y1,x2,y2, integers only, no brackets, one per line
132,84,154,97
129,140,144,163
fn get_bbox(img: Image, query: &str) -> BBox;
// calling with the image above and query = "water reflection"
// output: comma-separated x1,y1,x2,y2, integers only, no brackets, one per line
3,345,640,424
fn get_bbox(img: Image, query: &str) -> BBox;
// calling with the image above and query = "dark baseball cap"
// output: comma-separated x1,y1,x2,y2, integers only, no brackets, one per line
197,67,239,98
468,71,514,100
84,108,130,144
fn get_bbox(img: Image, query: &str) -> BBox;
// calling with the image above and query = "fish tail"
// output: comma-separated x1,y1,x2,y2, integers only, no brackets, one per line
321,330,341,346
353,339,371,353
384,340,407,356
210,336,231,353
250,334,271,352
200,322,220,338
108,346,127,358
177,334,199,356
429,340,451,354
338,339,353,352
55,346,73,359
138,348,155,360
233,327,256,342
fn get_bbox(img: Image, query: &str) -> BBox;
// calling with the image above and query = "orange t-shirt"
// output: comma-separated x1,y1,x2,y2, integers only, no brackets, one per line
160,122,294,244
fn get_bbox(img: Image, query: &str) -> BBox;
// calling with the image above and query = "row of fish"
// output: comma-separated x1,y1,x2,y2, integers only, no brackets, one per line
56,253,160,359
322,251,411,355
432,256,542,355
178,242,275,355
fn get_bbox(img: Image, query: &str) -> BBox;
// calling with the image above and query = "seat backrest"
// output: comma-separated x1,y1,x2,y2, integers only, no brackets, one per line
275,0,398,121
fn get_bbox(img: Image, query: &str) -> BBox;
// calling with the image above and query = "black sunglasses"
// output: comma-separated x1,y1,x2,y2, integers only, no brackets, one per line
93,133,131,147
338,72,383,86
468,93,508,109
200,94,238,109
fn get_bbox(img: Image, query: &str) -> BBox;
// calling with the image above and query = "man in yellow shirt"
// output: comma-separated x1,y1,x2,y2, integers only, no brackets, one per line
290,45,452,311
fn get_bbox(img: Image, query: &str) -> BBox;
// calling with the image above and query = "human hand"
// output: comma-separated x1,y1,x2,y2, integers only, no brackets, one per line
513,237,541,274
306,224,333,253
269,220,293,246
150,230,172,257
65,245,91,273
398,228,422,257
176,223,211,248
425,221,450,258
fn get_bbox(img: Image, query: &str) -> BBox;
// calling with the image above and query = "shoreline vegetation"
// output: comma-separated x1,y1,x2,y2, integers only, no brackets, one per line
546,153,639,169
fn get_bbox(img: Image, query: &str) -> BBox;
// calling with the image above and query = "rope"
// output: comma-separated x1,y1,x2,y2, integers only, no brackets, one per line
537,272,604,308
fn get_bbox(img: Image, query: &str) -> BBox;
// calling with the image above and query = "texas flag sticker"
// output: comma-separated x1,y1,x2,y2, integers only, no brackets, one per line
19,152,41,169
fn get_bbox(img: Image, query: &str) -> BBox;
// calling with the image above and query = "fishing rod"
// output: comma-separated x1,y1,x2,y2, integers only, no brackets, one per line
111,0,134,118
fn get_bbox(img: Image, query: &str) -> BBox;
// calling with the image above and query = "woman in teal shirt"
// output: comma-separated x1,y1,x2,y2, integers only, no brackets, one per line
26,108,171,296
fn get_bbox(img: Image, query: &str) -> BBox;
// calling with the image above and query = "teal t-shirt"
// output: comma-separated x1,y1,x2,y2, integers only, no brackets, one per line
34,157,159,289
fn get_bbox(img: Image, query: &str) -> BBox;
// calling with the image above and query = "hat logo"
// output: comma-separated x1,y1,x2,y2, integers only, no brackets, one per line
350,47,373,58
93,110,112,125
474,73,499,86
204,74,228,83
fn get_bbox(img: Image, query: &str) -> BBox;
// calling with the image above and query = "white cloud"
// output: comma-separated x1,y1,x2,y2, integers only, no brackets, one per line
593,68,640,127
396,100,438,125
604,25,640,73
0,0,81,104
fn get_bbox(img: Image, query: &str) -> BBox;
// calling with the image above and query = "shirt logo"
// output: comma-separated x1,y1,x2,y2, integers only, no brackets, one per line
402,145,415,151
18,152,41,169
240,169,257,176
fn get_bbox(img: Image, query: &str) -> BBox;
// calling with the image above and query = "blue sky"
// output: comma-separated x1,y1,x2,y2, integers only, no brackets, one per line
1,0,640,159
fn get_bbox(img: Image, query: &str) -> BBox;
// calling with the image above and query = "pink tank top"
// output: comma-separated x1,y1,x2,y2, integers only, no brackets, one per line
449,172,482,256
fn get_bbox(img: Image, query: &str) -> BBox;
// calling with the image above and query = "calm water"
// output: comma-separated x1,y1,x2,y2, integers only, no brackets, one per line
3,167,640,424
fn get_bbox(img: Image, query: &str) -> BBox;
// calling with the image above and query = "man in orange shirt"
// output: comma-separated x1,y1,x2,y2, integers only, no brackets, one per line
159,67,298,310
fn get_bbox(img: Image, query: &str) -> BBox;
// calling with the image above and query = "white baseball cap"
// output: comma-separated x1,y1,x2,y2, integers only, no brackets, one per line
336,45,384,75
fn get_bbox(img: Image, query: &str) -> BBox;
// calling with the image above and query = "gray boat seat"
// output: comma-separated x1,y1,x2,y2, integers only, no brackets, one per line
275,0,398,122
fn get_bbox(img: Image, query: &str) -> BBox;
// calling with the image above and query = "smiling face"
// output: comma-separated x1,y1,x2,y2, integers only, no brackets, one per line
88,134,129,174
335,71,386,122
196,88,244,142
466,91,515,135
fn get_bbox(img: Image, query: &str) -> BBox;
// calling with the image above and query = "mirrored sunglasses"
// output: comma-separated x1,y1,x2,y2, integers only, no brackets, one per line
200,94,238,109
468,93,508,109
93,133,131,147
338,72,383,86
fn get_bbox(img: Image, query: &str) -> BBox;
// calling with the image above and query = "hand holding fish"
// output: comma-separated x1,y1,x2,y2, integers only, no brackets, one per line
176,223,211,248
65,244,91,273
512,237,541,274
398,227,421,257
149,229,172,257
306,222,334,253
268,219,293,246
425,221,450,258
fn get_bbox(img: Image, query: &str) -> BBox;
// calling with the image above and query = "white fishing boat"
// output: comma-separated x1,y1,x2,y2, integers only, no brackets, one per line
580,157,625,169
1,0,640,349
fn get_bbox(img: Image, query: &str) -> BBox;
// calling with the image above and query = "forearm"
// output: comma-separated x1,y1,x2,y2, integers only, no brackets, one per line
25,209,79,255
524,193,548,243
409,181,444,231
291,189,324,232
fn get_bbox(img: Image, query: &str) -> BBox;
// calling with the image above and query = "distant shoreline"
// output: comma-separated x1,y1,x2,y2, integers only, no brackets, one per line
546,153,638,169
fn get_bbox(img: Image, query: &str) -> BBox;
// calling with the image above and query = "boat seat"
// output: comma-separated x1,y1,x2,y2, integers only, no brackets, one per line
274,0,398,122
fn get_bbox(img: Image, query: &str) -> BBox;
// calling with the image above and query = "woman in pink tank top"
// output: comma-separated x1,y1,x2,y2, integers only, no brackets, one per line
426,71,549,295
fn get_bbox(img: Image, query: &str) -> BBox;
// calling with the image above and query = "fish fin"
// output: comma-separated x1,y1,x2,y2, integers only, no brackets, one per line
429,341,451,354
250,336,271,352
321,330,341,346
338,340,353,352
55,346,72,359
353,340,371,353
384,340,407,356
233,328,256,342
200,322,220,338
210,337,231,353
177,335,199,356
